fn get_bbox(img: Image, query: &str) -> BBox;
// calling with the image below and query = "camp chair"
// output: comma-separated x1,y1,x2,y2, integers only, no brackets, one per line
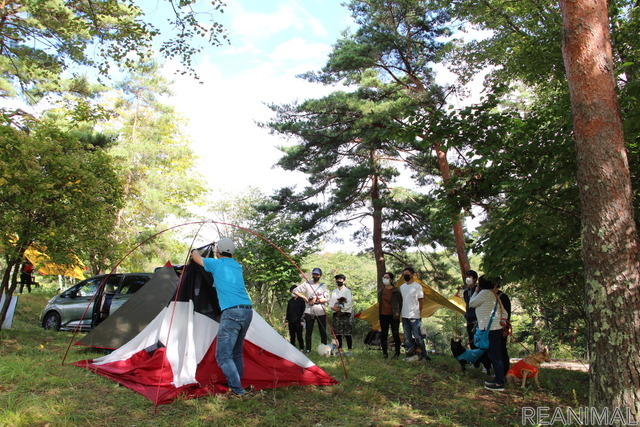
363,329,382,350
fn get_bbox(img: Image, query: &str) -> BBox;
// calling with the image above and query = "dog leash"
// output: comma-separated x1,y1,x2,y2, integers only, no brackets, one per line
505,325,533,354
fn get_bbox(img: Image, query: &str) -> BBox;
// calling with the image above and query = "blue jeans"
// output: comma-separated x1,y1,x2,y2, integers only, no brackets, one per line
487,329,505,385
216,307,253,394
401,318,426,355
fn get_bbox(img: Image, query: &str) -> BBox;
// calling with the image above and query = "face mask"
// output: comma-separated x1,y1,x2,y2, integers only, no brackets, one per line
465,277,474,285
403,274,411,282
313,276,320,283
382,278,390,285
336,281,343,286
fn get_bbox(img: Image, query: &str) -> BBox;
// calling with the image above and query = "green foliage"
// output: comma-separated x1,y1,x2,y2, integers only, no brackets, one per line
302,251,380,312
308,0,451,86
265,84,419,244
446,0,565,88
0,120,123,262
0,0,226,102
437,0,640,352
0,119,122,325
98,60,205,273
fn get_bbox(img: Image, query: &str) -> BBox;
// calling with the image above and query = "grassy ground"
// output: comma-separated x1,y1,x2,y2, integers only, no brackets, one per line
0,292,589,426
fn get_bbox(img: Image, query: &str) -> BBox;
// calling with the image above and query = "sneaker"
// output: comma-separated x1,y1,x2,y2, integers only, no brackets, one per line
222,385,254,399
345,351,352,357
481,367,488,374
484,380,495,386
484,382,505,391
404,355,420,362
222,391,246,399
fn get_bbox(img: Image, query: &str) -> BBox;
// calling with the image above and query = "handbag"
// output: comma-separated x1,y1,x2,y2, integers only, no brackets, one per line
473,300,498,350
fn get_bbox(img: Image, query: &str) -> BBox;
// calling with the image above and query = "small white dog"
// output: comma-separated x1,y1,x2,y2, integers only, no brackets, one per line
316,342,338,357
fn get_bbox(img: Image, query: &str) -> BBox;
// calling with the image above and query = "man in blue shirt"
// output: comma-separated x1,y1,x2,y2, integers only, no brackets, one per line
192,238,253,397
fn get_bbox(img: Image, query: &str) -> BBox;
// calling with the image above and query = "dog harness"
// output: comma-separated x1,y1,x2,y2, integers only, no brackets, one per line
506,360,539,379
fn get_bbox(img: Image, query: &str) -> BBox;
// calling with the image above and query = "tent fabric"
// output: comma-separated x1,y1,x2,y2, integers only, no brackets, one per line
355,278,466,329
76,267,180,350
73,263,338,404
24,246,86,280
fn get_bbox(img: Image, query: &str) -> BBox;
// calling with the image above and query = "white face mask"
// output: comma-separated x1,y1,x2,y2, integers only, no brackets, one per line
465,277,474,285
382,278,391,285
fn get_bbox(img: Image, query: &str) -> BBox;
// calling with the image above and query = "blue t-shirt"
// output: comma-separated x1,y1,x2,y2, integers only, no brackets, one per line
202,257,252,311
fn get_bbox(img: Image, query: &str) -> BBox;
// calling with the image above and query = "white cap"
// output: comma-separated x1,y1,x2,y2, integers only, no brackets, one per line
216,238,235,255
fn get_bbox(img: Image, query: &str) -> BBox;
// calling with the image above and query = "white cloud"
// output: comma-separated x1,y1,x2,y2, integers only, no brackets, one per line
227,3,305,40
269,37,332,65
162,1,350,200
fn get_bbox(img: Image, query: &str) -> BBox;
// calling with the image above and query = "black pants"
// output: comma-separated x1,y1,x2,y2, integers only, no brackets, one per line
304,313,327,351
500,333,510,371
379,314,401,356
336,335,353,350
19,272,33,293
288,322,304,349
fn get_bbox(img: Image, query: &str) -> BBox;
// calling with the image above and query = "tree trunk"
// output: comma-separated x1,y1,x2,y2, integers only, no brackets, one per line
433,141,471,276
560,0,640,416
0,261,20,329
371,150,386,290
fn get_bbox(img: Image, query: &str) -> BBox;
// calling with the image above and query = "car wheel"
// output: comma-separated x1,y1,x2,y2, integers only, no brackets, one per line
43,312,61,331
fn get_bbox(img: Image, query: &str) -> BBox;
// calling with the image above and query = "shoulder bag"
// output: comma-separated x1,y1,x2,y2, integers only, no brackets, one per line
473,300,498,350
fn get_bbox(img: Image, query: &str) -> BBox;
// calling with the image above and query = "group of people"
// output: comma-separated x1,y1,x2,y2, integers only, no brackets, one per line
286,268,355,356
286,266,434,363
190,238,511,398
463,269,512,391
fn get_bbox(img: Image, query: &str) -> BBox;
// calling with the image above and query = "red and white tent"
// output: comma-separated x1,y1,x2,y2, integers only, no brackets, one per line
73,263,337,404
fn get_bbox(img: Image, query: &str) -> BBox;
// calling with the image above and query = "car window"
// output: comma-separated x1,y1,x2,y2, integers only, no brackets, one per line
118,275,150,295
76,278,101,297
103,275,122,294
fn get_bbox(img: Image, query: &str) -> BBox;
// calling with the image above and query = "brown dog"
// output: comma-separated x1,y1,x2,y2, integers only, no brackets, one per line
505,349,550,389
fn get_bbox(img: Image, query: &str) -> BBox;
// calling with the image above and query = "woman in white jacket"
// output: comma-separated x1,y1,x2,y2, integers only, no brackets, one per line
469,276,509,391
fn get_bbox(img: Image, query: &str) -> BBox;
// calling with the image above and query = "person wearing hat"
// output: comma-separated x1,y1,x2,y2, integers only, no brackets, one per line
191,238,253,397
328,274,354,356
463,269,479,347
294,267,329,353
285,285,305,350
